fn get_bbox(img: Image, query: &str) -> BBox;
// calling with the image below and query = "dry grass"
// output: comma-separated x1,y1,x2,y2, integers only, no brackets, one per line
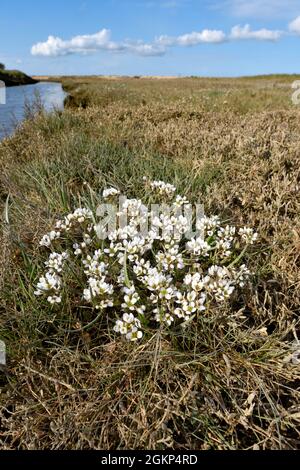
0,76,300,450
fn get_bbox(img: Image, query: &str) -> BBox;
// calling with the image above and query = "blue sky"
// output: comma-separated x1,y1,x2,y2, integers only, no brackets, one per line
1,0,300,76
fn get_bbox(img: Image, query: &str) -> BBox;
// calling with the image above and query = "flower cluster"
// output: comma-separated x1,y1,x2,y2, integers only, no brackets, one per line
238,227,258,245
144,178,176,199
102,188,120,199
39,230,61,248
55,208,93,232
34,179,257,341
35,271,62,304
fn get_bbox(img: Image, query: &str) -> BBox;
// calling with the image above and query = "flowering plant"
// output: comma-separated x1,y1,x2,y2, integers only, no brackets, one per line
34,179,257,342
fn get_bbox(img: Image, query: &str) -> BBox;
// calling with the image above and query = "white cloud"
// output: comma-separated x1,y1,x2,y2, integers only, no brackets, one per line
157,24,282,47
31,29,165,57
122,40,166,56
157,29,226,46
31,29,115,56
289,16,300,34
31,19,290,60
230,24,282,40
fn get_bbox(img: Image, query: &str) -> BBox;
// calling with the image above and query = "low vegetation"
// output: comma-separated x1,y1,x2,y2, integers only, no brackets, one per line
0,67,37,87
0,76,300,450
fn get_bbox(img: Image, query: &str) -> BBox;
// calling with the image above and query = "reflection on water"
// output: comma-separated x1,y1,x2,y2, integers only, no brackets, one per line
0,82,66,140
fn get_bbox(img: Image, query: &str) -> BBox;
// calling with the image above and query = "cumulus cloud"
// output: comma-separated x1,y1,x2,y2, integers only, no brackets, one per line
31,29,117,56
31,20,290,59
31,29,165,57
157,25,281,47
289,16,300,34
230,24,282,40
156,29,226,46
31,27,227,58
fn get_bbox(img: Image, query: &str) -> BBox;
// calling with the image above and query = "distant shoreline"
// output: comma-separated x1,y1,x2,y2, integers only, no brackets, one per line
0,69,38,87
32,73,300,81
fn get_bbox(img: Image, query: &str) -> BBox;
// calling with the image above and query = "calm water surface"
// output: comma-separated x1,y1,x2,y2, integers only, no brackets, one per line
0,82,66,140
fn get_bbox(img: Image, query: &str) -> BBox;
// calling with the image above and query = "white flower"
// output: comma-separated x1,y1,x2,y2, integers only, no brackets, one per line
120,198,147,218
151,213,188,242
45,252,68,273
173,195,190,208
96,299,114,309
83,277,113,302
114,313,143,342
154,310,174,326
142,268,172,292
123,312,136,324
186,237,210,256
148,180,176,198
122,290,140,311
234,264,251,287
103,188,120,199
39,231,61,247
133,258,151,277
83,233,92,245
239,227,258,245
204,266,235,302
58,208,93,231
159,286,175,300
47,295,62,304
126,329,143,342
104,242,122,257
175,291,206,319
184,273,205,292
136,305,146,315
73,244,81,255
35,272,61,296
123,236,147,255
217,225,236,240
196,215,220,237
215,239,232,258
177,291,197,313
155,245,184,271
